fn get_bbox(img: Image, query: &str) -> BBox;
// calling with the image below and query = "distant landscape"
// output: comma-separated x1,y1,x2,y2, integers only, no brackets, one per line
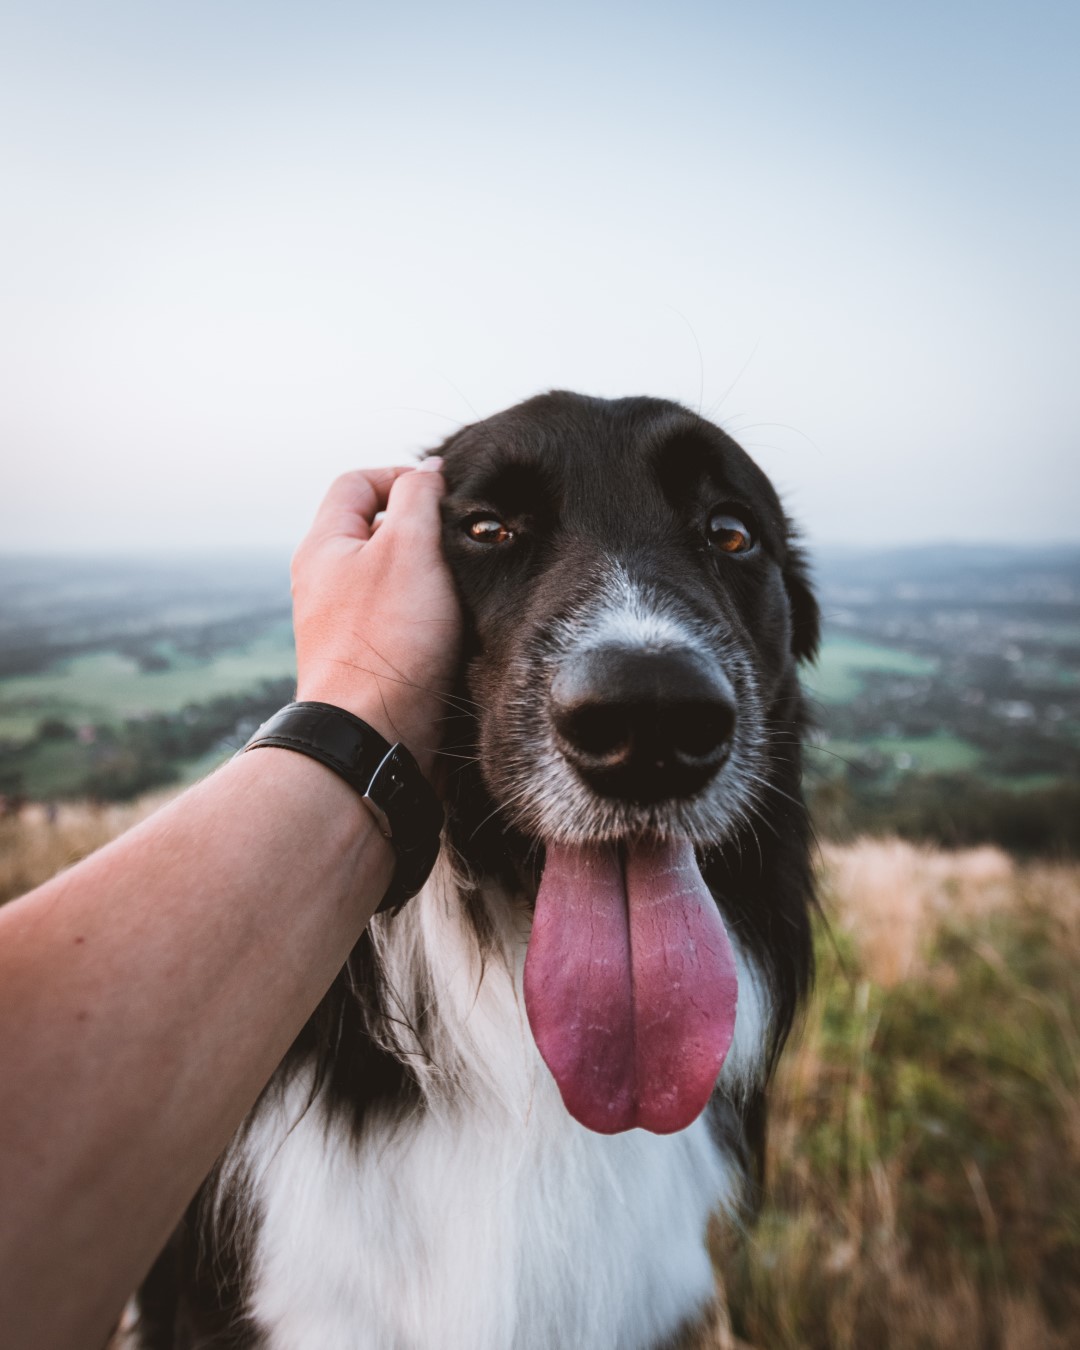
0,553,295,801
1,545,1078,852
806,545,1080,853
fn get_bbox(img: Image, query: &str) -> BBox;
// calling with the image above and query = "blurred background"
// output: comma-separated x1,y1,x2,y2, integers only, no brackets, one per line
2,2,1077,1346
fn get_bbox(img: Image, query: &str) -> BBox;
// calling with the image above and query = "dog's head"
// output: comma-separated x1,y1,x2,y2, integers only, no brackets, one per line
437,390,817,845
434,391,818,1135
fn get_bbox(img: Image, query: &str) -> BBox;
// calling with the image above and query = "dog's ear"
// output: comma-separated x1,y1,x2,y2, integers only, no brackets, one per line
784,542,820,663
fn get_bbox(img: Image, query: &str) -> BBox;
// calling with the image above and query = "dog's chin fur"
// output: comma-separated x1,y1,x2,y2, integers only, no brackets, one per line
128,391,819,1350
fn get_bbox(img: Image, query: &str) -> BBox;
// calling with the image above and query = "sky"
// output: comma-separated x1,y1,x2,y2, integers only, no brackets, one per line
1,0,1077,553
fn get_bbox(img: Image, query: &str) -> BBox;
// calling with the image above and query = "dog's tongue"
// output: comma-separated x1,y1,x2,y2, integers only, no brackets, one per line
523,838,738,1135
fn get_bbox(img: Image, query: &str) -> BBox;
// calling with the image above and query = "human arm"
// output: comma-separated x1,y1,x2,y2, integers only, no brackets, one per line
0,461,459,1350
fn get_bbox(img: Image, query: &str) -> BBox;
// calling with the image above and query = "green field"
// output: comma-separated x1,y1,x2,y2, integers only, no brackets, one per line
807,635,938,704
821,732,983,775
0,622,296,741
879,734,982,772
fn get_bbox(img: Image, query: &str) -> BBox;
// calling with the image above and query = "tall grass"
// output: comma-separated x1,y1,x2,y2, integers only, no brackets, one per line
705,840,1080,1349
2,811,1076,1345
0,796,171,906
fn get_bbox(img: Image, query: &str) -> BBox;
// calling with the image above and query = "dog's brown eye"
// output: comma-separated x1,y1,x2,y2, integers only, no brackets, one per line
467,518,514,545
707,512,754,554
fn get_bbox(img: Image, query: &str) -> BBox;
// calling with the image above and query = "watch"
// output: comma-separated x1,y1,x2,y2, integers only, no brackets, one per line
241,701,444,914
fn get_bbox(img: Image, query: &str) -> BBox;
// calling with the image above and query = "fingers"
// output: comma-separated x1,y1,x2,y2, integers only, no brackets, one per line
306,467,414,546
379,458,446,551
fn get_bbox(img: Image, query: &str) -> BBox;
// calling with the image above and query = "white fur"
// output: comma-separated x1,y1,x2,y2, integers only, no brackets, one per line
586,562,703,654
233,855,770,1350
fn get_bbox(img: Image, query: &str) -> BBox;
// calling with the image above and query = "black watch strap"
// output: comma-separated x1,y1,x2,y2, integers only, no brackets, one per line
241,701,443,915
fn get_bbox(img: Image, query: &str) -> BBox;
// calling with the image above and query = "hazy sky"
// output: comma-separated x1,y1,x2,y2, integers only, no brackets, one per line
2,1,1077,552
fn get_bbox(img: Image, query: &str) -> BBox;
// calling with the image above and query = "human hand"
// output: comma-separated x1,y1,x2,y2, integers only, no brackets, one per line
291,460,461,778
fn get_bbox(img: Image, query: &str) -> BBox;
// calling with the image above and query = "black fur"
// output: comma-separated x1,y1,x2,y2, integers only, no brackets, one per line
135,391,818,1348
135,1165,264,1349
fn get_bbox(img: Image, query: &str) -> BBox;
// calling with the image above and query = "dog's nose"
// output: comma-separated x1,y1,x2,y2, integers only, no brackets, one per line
550,646,736,802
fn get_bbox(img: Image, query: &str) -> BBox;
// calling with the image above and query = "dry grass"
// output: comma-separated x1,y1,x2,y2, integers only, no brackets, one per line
0,794,174,906
703,839,1080,1350
3,811,1077,1347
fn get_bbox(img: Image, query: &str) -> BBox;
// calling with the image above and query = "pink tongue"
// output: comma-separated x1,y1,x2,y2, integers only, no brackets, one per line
523,838,739,1135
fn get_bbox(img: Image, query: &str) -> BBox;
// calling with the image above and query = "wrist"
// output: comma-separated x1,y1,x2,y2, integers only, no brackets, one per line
229,739,394,884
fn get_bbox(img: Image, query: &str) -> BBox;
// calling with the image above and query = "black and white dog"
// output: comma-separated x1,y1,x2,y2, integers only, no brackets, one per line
129,391,819,1350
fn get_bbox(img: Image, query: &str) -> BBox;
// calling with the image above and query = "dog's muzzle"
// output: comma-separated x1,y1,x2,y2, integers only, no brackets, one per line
550,643,737,804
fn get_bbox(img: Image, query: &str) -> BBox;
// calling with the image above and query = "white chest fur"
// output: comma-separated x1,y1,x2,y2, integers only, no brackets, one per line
238,862,761,1350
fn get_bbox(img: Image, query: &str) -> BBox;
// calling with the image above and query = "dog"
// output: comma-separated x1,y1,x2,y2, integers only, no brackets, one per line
128,391,819,1349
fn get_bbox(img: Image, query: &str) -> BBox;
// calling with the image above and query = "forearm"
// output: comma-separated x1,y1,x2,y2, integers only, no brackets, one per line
0,748,393,1349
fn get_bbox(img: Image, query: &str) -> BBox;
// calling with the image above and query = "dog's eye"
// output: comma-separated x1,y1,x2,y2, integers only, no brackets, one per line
707,511,754,554
466,518,514,545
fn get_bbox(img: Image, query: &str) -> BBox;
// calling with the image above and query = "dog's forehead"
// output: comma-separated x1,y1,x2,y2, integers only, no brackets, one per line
440,392,778,516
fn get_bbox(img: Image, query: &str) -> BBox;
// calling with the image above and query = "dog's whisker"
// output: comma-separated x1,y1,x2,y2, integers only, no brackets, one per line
739,771,807,817
704,337,761,422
